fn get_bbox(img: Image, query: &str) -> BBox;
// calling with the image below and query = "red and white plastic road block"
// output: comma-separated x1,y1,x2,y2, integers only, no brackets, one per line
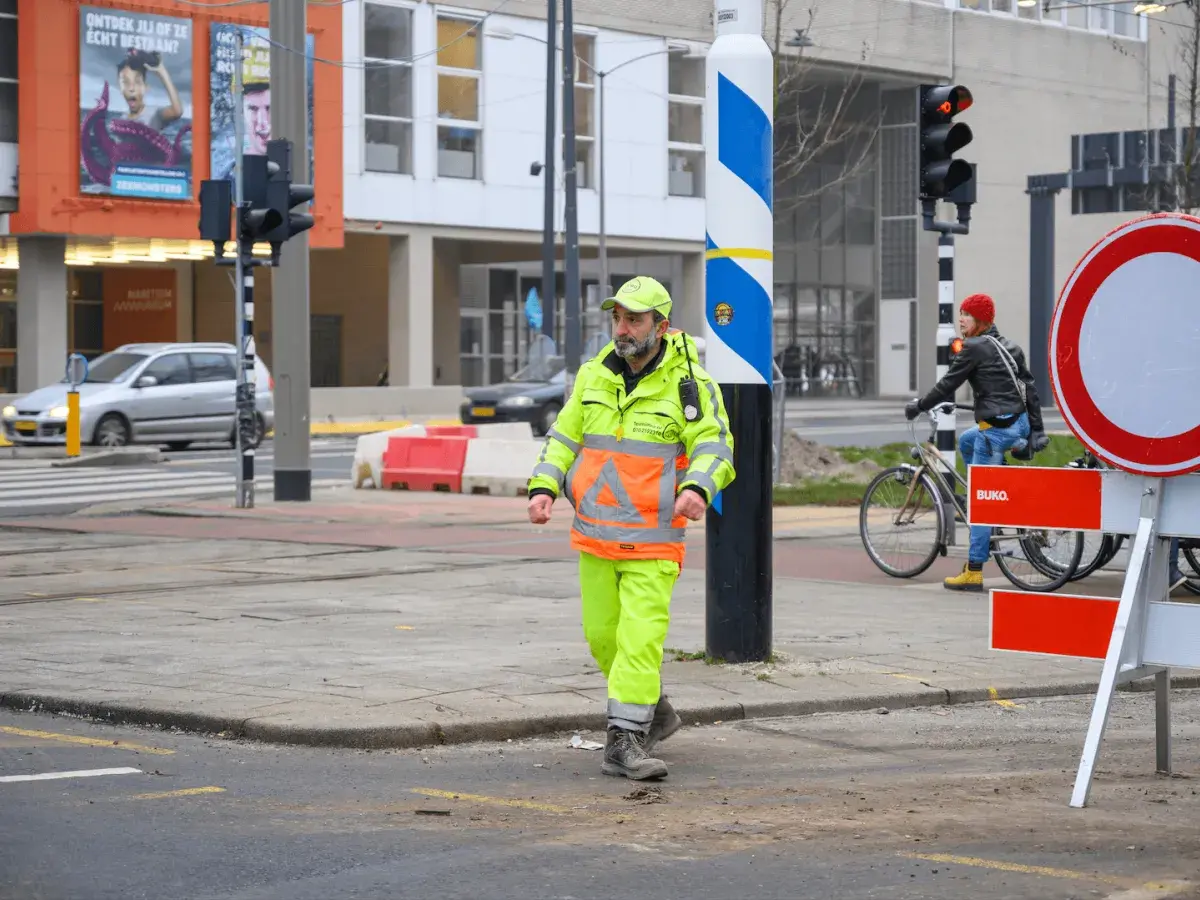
967,212,1200,809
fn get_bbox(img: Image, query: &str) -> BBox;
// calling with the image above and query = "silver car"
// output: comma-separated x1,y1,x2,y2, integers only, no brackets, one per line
1,342,275,450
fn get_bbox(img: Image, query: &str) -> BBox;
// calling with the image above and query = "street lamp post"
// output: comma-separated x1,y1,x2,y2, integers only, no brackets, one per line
596,45,688,300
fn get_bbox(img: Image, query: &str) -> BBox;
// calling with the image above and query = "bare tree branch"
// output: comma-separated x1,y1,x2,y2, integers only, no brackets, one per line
768,0,883,219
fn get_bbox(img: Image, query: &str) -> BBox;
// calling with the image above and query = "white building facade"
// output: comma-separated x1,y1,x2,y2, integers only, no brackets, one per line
333,0,1179,408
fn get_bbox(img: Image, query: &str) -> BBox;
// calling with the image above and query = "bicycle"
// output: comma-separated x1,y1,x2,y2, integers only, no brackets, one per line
858,402,1085,592
1065,450,1200,593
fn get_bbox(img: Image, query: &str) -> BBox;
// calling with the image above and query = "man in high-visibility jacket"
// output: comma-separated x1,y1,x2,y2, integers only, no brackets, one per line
527,276,735,781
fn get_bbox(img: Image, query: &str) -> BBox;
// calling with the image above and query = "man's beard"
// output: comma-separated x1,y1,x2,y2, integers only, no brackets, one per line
614,333,657,360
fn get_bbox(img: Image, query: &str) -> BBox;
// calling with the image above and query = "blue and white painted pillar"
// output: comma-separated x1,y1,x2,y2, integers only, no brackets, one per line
703,0,774,663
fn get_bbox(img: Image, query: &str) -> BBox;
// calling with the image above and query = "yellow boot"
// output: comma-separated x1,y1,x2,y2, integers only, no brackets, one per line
944,563,983,593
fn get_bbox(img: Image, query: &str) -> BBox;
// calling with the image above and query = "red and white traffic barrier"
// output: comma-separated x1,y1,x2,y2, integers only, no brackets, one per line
970,212,1200,809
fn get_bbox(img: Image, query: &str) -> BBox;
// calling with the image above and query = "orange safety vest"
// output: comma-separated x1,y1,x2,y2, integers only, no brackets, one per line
563,433,690,565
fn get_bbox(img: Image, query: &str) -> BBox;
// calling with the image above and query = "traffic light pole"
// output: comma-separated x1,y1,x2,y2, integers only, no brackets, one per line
270,0,312,502
935,233,956,476
233,29,255,509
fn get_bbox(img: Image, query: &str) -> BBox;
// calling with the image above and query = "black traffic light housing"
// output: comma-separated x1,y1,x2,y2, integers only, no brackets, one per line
918,83,976,235
264,139,314,263
196,137,313,269
919,83,974,199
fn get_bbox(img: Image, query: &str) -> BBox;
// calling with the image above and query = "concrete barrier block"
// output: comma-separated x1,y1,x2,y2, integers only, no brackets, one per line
461,438,543,497
473,422,536,440
352,425,426,489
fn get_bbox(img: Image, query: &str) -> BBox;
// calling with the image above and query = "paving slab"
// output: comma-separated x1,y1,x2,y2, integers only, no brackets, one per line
3,505,1195,749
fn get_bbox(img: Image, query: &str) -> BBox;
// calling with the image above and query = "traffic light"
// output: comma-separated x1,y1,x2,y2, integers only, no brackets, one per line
264,139,314,256
198,178,232,257
919,83,974,200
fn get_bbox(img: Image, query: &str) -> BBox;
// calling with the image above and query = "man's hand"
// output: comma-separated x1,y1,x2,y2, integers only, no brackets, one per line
528,494,553,525
674,489,707,522
904,400,921,421
1030,431,1050,453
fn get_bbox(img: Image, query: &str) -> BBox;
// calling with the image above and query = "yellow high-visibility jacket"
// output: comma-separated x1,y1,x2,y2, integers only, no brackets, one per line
528,333,736,565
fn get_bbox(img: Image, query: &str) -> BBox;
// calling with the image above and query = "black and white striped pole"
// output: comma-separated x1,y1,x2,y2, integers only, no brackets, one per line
935,233,957,474
917,82,976,547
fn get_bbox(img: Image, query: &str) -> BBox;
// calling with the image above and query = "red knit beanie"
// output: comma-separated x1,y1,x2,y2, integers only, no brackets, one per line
960,293,995,324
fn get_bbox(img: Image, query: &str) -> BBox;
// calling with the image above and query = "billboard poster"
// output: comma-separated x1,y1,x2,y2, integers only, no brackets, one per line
79,6,194,200
210,24,315,186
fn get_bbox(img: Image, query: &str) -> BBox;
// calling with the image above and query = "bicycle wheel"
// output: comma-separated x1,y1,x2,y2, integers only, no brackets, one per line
860,465,946,578
992,526,1084,592
1070,533,1116,582
1179,546,1200,596
1100,534,1126,568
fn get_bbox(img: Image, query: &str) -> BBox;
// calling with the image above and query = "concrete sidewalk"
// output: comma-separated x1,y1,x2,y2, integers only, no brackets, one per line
1,488,1193,749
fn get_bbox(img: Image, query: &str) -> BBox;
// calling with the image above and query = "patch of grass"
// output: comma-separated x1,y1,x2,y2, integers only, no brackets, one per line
834,442,915,469
774,433,1088,508
755,672,772,682
773,476,866,507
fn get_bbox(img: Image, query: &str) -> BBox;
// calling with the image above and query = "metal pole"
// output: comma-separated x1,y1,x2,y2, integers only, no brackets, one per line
561,0,581,386
233,29,254,509
703,0,773,663
598,70,609,300
542,0,558,343
1027,182,1057,405
935,234,956,474
270,0,312,502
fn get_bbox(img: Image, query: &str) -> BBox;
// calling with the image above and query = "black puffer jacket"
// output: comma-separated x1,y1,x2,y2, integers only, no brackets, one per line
917,325,1045,434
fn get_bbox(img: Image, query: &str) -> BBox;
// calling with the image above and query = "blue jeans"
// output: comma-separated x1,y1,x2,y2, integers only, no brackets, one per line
961,414,1031,564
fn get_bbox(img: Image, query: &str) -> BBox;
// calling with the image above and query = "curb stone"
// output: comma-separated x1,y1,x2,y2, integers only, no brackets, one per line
5,676,1200,751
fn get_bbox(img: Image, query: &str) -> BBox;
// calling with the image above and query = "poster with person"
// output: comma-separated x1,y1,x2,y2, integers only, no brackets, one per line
78,6,194,200
210,24,315,187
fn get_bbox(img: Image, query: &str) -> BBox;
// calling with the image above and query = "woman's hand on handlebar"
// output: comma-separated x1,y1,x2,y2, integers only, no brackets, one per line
904,399,921,421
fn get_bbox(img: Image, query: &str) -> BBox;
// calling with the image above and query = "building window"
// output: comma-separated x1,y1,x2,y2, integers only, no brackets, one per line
0,1,16,145
0,270,14,393
573,34,596,189
363,3,414,174
436,15,482,179
667,53,704,198
69,270,104,360
954,0,1144,37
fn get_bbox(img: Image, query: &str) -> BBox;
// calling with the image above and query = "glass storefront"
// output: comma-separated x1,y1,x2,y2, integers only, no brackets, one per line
459,266,634,387
772,81,880,399
0,267,175,394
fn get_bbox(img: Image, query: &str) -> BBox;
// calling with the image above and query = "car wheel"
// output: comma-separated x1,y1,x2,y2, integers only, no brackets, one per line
537,402,561,437
94,414,131,448
230,413,265,450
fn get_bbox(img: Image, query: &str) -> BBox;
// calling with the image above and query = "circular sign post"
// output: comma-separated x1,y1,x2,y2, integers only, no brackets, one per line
1050,212,1200,477
64,353,88,458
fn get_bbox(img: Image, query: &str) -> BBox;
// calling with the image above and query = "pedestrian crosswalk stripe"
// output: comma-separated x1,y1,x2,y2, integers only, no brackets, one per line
1,474,231,500
0,469,214,487
0,468,344,510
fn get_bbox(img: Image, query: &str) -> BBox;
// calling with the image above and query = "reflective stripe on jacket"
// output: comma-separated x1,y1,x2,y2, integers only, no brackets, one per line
528,334,735,564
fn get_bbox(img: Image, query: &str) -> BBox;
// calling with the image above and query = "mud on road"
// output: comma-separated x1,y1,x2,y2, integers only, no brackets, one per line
387,691,1200,897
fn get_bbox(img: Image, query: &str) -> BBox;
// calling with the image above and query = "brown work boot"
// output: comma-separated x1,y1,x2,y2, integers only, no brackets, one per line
944,563,984,593
602,728,668,781
646,695,682,752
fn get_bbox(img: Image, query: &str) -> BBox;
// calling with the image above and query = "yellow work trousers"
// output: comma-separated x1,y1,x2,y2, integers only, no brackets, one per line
579,552,680,732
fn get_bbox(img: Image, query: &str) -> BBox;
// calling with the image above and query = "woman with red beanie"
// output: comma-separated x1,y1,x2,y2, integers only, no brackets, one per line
904,293,1048,592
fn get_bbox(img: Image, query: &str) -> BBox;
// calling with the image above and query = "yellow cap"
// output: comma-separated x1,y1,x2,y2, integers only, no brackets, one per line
600,276,673,319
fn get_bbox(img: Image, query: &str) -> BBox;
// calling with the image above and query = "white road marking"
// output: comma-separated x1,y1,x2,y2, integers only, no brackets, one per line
0,767,142,783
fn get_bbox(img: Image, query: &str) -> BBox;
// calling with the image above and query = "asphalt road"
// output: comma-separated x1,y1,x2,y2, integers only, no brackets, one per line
0,438,357,519
2,693,1198,899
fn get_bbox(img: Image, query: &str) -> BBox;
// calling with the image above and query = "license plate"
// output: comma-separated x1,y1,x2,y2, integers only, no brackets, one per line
14,420,36,433
471,407,495,417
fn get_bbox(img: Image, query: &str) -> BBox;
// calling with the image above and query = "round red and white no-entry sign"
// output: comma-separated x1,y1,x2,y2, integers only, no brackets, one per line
1050,212,1200,476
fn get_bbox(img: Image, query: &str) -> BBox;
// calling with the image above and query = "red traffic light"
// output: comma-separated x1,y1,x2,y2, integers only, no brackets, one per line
923,84,973,118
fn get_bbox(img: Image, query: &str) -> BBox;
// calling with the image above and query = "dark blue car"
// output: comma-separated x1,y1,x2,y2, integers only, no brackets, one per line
460,356,567,437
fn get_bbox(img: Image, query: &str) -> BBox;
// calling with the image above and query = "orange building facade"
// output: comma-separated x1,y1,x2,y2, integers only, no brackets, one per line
0,0,343,395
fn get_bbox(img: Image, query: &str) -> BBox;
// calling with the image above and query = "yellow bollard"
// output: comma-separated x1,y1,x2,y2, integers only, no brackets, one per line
66,390,80,457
